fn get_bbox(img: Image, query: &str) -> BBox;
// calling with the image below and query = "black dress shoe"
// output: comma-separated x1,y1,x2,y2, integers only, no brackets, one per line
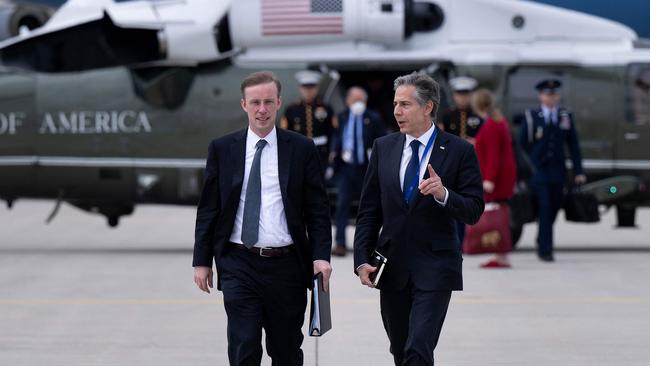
538,254,555,262
331,246,347,257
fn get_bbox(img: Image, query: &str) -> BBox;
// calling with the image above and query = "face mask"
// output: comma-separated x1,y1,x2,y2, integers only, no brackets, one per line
350,101,366,115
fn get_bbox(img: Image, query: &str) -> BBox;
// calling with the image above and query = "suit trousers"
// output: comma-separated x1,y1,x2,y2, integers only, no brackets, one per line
380,283,452,366
334,164,365,248
531,180,564,257
218,247,307,366
456,221,465,247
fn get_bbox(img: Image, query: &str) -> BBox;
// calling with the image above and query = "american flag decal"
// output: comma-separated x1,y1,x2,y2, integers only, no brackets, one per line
262,0,344,36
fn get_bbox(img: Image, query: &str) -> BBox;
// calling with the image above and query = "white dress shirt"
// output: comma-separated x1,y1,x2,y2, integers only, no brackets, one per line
400,122,448,206
357,122,449,272
229,127,293,247
541,105,558,124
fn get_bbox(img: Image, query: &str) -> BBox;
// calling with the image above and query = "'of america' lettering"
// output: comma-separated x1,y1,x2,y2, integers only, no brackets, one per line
38,111,152,134
0,112,25,135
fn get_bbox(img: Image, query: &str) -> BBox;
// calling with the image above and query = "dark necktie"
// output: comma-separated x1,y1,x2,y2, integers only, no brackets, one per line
403,140,420,204
353,115,361,164
241,139,267,248
552,109,558,124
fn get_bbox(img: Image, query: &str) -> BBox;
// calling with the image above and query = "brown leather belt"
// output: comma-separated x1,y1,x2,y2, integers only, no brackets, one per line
228,242,295,257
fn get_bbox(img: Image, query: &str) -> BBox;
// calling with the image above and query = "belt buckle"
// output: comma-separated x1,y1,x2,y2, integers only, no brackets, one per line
259,247,272,257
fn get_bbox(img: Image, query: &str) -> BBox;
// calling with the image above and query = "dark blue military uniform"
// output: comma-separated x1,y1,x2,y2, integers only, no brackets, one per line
519,105,583,259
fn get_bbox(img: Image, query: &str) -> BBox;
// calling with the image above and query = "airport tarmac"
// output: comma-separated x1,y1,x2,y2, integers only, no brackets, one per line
1,200,649,366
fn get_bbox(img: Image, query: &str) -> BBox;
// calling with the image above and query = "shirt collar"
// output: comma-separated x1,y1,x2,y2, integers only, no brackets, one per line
247,126,277,148
405,121,436,147
541,105,557,115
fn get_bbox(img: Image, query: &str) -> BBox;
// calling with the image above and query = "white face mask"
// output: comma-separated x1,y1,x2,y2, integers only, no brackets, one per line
350,101,366,115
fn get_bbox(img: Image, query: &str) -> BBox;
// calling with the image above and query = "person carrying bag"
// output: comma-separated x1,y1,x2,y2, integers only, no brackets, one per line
464,202,512,255
465,89,517,268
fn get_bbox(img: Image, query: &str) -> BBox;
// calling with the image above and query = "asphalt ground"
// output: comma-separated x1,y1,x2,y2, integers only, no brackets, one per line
1,200,649,366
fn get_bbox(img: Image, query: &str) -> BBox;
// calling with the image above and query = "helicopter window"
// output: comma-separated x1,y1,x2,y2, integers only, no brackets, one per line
625,63,650,125
130,67,195,109
215,15,233,54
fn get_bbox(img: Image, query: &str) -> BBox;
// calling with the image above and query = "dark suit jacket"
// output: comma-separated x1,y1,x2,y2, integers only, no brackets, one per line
353,130,484,291
331,108,385,170
193,127,332,289
519,106,583,184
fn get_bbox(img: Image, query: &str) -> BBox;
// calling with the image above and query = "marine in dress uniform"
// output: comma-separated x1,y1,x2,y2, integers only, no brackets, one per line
440,76,483,245
518,79,586,262
280,70,338,174
439,76,484,140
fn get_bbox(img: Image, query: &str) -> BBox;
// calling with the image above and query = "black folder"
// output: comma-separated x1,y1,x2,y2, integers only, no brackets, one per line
308,272,331,336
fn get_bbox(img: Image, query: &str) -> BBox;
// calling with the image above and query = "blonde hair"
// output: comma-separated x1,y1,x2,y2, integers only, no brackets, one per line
471,88,505,122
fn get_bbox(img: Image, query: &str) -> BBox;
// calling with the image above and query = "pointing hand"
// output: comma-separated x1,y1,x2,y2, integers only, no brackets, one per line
418,164,445,201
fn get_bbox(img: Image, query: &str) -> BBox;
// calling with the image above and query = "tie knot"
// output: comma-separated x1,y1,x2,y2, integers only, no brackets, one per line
409,140,420,152
256,139,267,149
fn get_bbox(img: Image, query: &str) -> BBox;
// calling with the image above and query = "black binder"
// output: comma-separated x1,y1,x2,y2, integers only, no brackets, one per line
308,272,331,336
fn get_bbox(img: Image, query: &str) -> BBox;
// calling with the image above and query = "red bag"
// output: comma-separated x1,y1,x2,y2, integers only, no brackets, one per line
463,203,512,254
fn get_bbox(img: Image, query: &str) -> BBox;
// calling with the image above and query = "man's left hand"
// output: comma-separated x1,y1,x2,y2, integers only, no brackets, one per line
575,174,587,185
419,164,446,201
313,260,332,292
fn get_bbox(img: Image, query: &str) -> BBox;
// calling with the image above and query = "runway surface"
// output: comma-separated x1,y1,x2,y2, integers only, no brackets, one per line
1,200,649,365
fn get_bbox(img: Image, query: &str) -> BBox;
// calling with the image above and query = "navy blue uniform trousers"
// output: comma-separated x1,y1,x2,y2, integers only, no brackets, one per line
335,164,365,248
531,180,564,257
218,248,307,366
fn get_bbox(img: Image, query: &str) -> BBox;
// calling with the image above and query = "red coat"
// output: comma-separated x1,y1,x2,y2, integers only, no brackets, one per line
475,117,517,202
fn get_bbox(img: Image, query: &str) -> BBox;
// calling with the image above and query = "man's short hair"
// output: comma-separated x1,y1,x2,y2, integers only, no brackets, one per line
394,72,440,115
346,86,368,101
240,71,282,98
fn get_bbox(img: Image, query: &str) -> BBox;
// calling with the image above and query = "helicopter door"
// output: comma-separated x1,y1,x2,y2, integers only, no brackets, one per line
320,65,447,133
618,63,650,165
424,64,453,122
318,68,400,131
565,68,618,171
506,67,616,175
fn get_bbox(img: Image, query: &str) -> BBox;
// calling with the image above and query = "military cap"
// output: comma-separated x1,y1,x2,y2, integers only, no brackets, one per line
449,76,478,93
295,70,322,86
535,79,562,94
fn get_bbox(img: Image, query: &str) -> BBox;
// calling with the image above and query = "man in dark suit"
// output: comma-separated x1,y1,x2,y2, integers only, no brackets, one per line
519,79,586,262
330,86,385,256
193,71,332,366
354,72,484,366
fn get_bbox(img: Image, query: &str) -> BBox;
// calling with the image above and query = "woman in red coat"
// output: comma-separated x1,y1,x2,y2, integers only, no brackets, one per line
472,89,517,268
